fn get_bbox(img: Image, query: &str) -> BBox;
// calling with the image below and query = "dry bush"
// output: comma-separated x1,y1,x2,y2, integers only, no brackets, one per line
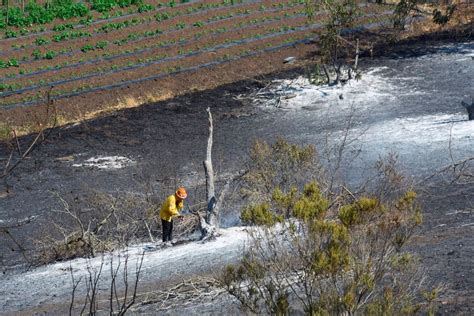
241,137,322,204
33,188,199,265
1,88,57,193
69,252,145,315
223,139,439,315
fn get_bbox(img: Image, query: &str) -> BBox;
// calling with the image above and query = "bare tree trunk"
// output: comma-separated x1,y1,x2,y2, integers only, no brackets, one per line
334,62,342,85
354,38,360,72
348,38,360,80
322,65,331,84
200,107,220,240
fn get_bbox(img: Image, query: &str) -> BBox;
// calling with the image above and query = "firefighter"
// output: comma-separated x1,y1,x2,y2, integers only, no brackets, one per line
159,187,187,244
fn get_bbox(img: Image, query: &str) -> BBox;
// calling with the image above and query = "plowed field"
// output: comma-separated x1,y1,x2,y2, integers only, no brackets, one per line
0,0,393,125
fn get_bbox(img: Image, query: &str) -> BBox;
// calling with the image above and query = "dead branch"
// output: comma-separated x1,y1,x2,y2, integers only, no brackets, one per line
117,252,145,315
418,156,474,186
1,88,57,189
69,264,82,316
134,277,225,312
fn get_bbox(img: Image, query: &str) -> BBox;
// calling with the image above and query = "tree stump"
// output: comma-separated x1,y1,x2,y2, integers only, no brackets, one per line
462,101,474,121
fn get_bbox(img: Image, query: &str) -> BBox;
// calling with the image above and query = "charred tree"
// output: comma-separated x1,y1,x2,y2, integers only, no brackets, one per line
199,107,222,240
461,101,474,121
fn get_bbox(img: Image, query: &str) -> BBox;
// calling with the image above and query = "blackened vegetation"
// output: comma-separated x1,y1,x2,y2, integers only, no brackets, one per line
0,88,57,194
461,100,474,121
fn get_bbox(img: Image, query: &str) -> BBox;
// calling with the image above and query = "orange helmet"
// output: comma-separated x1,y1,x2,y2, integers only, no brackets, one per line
176,187,187,199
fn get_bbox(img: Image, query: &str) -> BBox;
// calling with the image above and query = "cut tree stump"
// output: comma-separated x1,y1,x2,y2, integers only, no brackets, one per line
461,101,474,121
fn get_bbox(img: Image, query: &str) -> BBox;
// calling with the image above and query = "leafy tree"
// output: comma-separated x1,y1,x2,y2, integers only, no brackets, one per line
305,0,361,85
392,0,457,30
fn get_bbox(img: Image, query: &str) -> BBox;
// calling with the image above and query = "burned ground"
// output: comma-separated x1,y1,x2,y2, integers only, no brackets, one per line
0,38,473,314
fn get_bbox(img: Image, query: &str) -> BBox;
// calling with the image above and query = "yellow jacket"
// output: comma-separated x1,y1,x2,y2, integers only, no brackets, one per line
159,195,183,222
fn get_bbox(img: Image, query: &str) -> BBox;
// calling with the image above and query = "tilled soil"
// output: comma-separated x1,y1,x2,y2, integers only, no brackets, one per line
0,0,300,64
0,3,392,109
2,17,311,94
0,42,317,124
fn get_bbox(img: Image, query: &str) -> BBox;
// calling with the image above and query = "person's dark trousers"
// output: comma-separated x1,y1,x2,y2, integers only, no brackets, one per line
161,219,173,242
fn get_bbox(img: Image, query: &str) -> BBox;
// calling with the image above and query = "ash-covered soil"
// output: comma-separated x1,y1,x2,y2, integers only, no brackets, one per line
0,40,473,314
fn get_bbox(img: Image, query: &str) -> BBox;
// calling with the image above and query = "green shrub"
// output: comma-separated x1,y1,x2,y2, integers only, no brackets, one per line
90,0,141,13
5,7,30,27
32,49,42,60
26,2,55,24
227,178,429,315
8,58,19,67
137,3,153,13
0,59,19,68
81,44,94,52
35,37,50,46
95,40,108,49
52,2,89,19
52,23,74,32
5,30,18,38
223,139,435,315
175,22,186,29
155,12,170,21
241,203,283,226
44,50,56,59
0,1,89,29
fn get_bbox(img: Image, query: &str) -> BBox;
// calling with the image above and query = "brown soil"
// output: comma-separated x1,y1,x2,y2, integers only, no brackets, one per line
0,5,306,80
0,41,315,129
0,9,393,106
0,0,296,62
3,17,309,89
0,29,315,107
1,5,472,134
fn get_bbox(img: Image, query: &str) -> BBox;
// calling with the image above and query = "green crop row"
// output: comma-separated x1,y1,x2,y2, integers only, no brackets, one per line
0,1,89,29
6,7,303,76
81,41,109,52
88,0,143,13
0,29,311,102
9,1,296,61
4,22,308,91
3,0,245,48
0,0,255,39
0,0,156,29
97,16,147,32
0,58,20,69
52,30,92,42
